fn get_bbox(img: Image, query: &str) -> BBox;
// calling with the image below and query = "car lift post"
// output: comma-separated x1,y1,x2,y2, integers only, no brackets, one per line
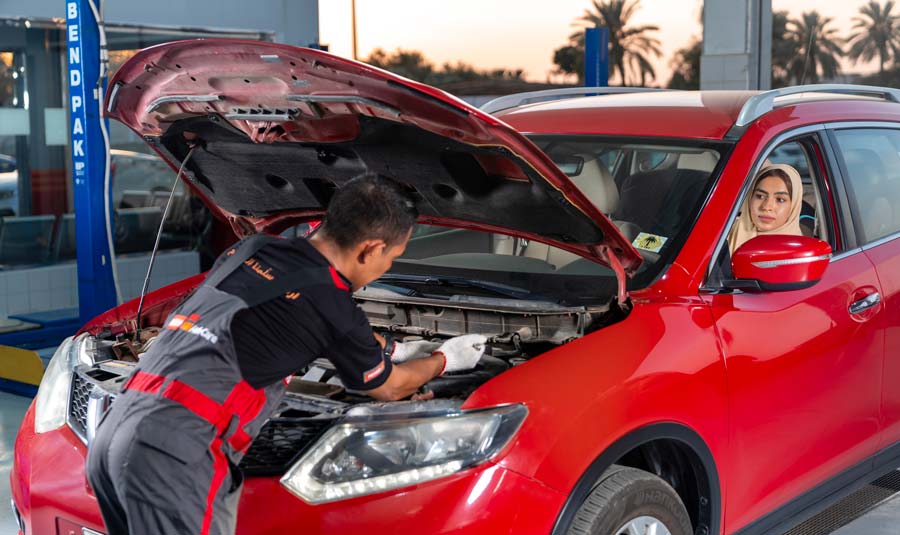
584,27,609,87
65,0,118,322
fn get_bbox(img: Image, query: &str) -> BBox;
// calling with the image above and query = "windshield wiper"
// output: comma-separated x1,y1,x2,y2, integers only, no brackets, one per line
377,274,552,302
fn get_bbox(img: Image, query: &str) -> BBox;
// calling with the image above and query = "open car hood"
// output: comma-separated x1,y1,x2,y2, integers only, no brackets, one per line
105,39,641,277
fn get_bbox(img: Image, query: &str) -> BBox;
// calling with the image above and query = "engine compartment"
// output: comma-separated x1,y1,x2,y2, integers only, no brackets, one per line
93,290,615,405
71,289,621,476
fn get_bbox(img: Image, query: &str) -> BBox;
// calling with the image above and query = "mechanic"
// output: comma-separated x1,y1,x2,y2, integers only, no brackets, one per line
86,174,486,535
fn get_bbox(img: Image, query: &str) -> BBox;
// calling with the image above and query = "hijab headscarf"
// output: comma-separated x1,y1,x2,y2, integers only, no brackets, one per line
727,163,804,253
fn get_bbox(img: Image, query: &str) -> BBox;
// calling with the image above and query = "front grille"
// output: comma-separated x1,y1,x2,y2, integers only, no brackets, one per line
68,370,338,477
240,417,334,477
67,371,93,441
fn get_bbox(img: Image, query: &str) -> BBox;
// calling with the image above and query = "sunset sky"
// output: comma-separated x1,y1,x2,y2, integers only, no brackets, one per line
319,0,880,85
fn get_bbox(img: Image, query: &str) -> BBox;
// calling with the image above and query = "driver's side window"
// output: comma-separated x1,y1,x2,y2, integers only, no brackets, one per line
708,136,837,287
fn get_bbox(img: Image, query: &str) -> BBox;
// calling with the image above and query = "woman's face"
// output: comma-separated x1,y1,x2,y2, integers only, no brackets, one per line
750,174,792,231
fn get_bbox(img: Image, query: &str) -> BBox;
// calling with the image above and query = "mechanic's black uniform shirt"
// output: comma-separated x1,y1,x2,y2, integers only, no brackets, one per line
214,237,390,390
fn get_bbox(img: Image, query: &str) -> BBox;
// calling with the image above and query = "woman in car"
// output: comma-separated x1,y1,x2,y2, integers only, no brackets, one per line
728,163,804,253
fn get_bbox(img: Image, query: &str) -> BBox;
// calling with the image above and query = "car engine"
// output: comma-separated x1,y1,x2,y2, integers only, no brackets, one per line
68,291,613,477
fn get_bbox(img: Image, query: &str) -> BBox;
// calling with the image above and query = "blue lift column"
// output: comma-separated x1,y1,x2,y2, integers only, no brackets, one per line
66,0,118,322
584,27,609,87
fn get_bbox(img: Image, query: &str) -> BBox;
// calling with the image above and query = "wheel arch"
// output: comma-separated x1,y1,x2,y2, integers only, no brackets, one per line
549,422,721,535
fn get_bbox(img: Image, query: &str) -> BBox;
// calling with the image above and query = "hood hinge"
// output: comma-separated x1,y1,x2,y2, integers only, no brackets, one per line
229,216,258,238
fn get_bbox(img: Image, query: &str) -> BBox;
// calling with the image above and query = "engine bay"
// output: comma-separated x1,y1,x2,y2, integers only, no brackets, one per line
93,290,614,405
69,289,620,476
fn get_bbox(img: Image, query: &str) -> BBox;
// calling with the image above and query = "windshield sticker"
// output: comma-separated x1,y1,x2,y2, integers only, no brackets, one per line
633,233,668,253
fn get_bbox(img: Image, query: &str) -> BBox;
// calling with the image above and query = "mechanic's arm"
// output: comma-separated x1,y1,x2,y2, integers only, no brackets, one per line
364,354,444,401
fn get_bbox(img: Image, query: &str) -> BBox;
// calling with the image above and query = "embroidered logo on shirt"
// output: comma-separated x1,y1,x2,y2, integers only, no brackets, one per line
244,257,275,280
363,360,386,383
166,313,219,344
285,291,301,300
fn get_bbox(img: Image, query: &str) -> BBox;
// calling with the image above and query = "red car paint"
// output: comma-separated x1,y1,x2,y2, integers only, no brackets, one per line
13,40,900,535
731,235,831,285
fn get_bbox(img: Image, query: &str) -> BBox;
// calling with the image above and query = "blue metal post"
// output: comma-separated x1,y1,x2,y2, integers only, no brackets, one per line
66,1,117,321
584,27,609,87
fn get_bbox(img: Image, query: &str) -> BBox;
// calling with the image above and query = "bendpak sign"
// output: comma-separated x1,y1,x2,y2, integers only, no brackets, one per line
67,2,87,180
65,0,118,319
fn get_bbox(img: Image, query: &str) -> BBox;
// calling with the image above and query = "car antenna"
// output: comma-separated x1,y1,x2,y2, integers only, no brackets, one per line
134,144,198,342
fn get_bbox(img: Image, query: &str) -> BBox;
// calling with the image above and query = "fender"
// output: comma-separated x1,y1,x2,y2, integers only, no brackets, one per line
549,422,721,535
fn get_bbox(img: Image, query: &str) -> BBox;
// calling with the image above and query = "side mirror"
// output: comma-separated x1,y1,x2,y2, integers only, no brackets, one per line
726,234,832,292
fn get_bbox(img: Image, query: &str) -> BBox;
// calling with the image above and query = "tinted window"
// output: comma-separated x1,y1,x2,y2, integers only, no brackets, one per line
833,129,900,243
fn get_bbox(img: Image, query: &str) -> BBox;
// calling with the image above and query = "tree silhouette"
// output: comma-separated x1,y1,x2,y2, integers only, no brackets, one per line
365,49,525,85
785,11,845,84
554,0,662,85
771,10,800,87
667,38,701,89
847,0,900,74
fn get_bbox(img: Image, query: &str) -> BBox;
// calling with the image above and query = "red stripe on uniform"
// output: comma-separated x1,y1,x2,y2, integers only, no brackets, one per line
200,437,229,535
162,381,227,428
222,380,267,452
329,267,350,291
123,371,165,393
124,374,274,526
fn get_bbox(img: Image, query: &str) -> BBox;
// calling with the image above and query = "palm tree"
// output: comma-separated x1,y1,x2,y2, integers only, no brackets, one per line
785,11,845,84
847,0,900,75
568,0,662,86
771,10,800,87
667,38,702,89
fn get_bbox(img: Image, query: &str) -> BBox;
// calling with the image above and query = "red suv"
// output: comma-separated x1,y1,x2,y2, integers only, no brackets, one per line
12,40,900,535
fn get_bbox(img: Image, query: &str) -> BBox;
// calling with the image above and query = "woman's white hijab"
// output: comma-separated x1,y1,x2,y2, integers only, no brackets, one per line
727,164,804,253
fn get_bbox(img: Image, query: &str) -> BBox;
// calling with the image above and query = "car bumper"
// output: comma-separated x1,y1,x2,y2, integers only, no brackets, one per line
13,406,565,535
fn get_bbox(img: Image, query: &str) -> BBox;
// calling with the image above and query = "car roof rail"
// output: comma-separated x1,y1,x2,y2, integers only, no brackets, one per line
480,87,671,114
734,84,900,127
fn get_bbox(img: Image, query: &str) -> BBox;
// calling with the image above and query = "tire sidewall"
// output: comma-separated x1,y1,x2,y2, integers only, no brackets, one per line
569,467,693,535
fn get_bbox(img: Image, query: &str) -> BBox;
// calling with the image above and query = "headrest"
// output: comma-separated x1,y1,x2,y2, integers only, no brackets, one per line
677,152,719,172
571,158,619,214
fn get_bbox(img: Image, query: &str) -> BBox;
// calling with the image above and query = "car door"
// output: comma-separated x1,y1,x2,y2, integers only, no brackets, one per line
703,133,884,532
828,126,900,452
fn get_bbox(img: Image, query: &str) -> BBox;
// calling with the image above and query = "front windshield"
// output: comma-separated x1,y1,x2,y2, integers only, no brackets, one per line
297,136,729,307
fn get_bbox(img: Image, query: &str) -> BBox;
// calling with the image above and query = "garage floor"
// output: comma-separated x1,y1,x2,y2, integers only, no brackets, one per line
0,389,896,535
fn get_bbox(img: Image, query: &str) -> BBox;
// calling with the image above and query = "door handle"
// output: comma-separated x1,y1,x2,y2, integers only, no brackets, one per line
849,292,881,315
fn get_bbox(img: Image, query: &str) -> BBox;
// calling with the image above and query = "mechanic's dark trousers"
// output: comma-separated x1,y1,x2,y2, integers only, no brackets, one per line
86,390,243,535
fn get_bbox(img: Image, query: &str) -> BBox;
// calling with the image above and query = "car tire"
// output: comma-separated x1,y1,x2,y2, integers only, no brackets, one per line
566,464,693,535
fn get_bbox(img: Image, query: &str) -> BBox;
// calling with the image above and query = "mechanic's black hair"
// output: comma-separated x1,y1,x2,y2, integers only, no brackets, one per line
320,174,418,249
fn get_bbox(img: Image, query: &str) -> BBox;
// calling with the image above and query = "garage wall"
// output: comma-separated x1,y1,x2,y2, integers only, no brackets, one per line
0,0,319,46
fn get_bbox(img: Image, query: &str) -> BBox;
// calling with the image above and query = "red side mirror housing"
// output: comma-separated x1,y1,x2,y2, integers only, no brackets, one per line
729,235,832,292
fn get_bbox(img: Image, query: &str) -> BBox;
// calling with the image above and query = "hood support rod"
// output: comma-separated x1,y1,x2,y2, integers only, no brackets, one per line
134,145,197,338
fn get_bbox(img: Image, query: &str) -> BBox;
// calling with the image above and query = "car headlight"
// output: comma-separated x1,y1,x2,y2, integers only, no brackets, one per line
280,403,527,504
34,335,91,433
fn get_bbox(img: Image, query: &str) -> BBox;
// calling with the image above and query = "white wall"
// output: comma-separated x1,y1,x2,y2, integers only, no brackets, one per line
0,0,319,46
0,250,199,319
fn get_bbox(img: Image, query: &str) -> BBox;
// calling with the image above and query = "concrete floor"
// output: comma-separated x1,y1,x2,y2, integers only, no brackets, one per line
0,387,896,535
832,494,900,534
0,391,32,534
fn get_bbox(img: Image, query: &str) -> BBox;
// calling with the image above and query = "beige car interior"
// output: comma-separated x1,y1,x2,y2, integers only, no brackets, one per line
493,150,718,270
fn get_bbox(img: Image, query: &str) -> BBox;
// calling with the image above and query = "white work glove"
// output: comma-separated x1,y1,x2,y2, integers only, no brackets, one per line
389,339,442,364
436,334,487,375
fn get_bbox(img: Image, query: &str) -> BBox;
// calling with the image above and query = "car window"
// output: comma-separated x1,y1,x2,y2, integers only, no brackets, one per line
766,141,823,241
707,135,836,288
284,137,727,304
386,136,728,303
832,128,900,244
